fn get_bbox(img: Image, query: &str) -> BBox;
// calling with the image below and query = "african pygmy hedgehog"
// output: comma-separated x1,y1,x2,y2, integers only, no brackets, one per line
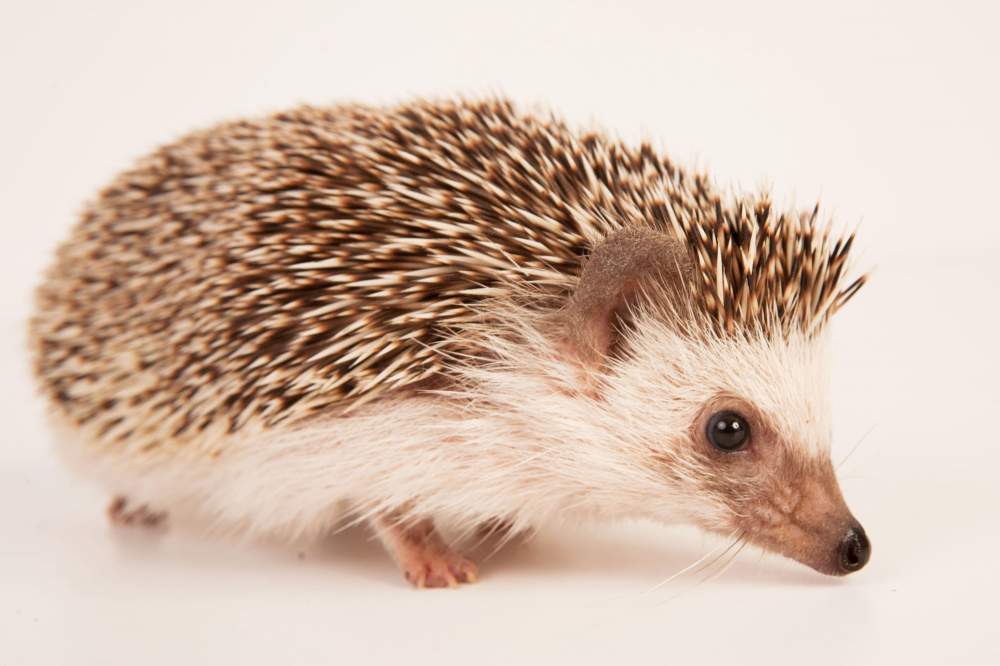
31,97,869,587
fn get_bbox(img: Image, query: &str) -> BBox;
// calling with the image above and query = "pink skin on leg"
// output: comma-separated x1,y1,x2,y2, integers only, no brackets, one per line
375,515,478,588
107,496,167,528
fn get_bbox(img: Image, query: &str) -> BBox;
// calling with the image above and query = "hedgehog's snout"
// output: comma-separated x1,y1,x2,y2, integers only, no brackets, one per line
837,523,871,574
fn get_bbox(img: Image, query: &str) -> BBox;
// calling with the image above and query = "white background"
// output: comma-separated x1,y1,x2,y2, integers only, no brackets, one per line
2,1,998,664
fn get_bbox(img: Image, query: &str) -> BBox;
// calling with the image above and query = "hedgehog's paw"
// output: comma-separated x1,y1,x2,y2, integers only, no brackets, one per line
398,546,478,589
375,515,478,588
107,495,167,529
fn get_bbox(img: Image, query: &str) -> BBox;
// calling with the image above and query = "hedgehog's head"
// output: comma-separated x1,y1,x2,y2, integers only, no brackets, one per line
554,218,868,576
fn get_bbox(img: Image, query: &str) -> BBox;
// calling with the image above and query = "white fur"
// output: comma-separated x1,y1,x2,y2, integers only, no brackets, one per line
54,297,833,547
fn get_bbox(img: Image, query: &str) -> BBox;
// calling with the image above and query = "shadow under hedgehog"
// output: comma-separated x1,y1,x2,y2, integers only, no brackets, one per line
31,97,869,588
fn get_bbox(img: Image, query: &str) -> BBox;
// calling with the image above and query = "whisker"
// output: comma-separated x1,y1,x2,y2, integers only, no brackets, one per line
641,531,739,595
698,537,748,587
649,533,745,606
837,423,876,470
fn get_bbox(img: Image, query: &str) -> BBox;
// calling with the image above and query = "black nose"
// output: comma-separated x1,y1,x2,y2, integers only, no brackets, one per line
838,524,870,573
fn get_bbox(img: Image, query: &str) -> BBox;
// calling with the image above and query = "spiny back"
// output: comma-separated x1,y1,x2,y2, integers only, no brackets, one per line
31,98,860,454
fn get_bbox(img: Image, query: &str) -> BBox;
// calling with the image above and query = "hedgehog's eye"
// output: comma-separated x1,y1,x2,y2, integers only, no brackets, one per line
706,411,750,451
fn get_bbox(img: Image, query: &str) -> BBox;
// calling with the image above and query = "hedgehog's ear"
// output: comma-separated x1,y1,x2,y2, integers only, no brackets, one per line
553,227,691,388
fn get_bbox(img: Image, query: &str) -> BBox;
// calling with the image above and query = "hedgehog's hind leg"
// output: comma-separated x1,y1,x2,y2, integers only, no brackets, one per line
107,495,167,528
374,514,478,588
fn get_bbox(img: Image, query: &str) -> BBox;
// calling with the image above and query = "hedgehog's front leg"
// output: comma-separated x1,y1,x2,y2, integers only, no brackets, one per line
374,514,478,588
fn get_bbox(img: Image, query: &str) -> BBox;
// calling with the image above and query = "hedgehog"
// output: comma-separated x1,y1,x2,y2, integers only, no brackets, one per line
31,97,869,587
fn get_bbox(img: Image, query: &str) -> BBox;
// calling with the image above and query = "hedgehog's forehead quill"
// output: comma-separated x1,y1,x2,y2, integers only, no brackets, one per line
654,198,862,453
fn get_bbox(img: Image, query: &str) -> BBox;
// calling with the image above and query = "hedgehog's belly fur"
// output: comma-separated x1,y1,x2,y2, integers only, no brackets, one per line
52,396,559,540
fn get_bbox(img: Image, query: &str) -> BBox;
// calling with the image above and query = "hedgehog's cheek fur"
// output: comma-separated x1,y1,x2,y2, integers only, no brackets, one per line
580,315,855,574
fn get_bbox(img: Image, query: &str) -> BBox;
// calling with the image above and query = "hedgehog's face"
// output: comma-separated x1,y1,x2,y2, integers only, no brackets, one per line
615,323,870,576
683,391,869,576
554,226,868,576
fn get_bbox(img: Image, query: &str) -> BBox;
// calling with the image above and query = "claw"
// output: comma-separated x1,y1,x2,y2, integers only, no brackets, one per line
107,495,166,528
